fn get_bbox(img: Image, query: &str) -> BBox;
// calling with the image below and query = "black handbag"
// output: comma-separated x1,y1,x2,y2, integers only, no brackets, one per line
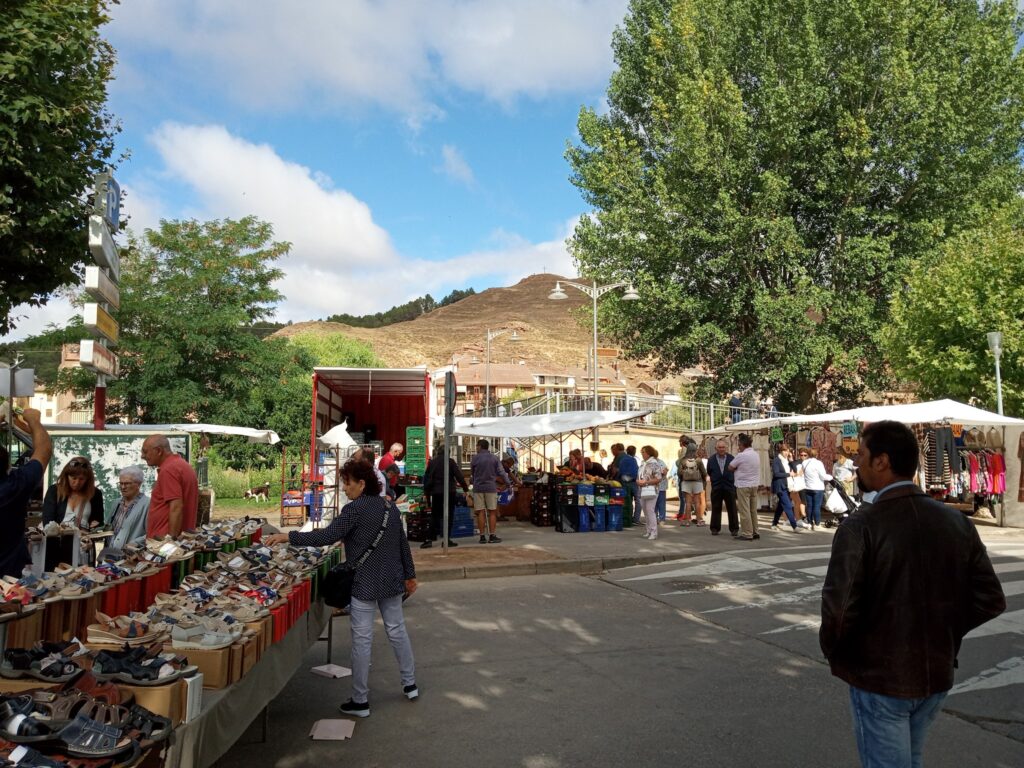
322,504,390,609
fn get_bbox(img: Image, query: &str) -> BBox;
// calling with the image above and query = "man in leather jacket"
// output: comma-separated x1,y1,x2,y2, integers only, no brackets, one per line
820,421,1005,768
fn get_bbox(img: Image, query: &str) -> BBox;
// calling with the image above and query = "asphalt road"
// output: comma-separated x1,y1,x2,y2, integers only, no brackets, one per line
217,539,1024,768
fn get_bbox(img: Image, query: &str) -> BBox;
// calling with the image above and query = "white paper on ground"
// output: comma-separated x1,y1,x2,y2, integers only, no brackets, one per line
310,719,355,740
310,663,352,678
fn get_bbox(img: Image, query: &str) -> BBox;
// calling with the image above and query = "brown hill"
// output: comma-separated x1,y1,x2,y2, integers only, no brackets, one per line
273,273,676,386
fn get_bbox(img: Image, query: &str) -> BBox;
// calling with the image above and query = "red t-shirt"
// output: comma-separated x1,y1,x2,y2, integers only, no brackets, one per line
378,452,398,486
148,454,199,537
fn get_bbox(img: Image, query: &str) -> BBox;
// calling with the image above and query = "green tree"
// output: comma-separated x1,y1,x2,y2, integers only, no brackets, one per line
287,332,384,368
883,205,1022,416
0,0,120,334
567,0,1024,410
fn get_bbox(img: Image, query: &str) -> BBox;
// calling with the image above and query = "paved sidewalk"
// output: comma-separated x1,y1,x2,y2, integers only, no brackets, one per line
411,508,1024,581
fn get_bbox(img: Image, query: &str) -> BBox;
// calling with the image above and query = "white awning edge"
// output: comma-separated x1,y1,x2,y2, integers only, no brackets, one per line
454,410,653,439
170,423,281,445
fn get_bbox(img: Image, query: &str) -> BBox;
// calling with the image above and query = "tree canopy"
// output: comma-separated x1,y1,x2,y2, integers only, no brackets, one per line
325,287,476,327
884,205,1022,416
567,0,1024,410
0,0,120,335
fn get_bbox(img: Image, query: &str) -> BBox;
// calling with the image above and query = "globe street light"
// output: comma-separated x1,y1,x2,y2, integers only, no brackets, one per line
485,327,521,413
987,331,1004,416
549,279,640,411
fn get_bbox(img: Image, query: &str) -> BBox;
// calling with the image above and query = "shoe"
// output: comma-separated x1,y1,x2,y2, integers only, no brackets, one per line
792,526,803,533
488,535,502,544
479,535,487,544
403,684,419,700
730,532,739,538
639,532,650,539
711,531,720,536
770,524,779,531
735,534,754,541
752,533,761,540
419,541,433,549
446,540,459,547
648,535,657,541
339,699,370,718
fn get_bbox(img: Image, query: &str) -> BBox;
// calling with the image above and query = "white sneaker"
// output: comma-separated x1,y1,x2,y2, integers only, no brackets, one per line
770,524,779,531
640,532,650,538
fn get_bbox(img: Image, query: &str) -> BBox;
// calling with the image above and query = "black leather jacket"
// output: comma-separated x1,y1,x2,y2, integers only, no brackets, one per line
820,486,1005,698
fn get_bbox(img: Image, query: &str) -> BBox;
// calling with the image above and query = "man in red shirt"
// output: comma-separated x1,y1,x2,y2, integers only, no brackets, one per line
378,443,404,490
142,434,198,537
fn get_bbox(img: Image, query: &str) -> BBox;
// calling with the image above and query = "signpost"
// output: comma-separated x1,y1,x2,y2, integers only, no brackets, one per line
442,372,456,554
82,171,121,429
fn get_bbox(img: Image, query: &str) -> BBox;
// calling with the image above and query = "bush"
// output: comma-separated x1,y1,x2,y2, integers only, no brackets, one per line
209,462,278,499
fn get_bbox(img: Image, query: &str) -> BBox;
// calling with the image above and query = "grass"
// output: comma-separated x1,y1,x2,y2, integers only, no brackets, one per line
211,497,280,521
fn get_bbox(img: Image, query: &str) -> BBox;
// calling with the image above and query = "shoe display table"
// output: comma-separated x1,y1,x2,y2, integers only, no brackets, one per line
163,603,330,768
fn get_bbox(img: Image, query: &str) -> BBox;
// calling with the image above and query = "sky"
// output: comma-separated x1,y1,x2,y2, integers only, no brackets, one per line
3,0,632,341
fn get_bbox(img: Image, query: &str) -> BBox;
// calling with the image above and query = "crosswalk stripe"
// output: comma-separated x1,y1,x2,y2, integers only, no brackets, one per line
948,656,1024,696
993,561,1024,575
965,608,1024,639
751,552,832,565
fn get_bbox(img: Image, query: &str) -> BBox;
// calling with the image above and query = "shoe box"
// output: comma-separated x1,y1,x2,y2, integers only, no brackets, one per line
118,677,187,725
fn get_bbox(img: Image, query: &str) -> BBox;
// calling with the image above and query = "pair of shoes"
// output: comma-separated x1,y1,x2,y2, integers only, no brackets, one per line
752,533,761,540
446,540,459,547
419,540,433,549
488,535,502,544
339,699,370,718
479,535,487,544
735,534,754,541
403,684,419,700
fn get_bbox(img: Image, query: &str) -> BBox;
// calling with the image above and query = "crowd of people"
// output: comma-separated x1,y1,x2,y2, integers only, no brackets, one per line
0,410,201,579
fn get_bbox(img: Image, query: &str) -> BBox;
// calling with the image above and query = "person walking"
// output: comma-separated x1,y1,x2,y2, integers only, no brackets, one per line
470,439,510,544
769,445,800,532
800,448,831,530
265,459,418,717
728,434,760,541
676,443,708,526
421,444,468,549
821,420,1005,768
706,440,738,536
637,446,664,540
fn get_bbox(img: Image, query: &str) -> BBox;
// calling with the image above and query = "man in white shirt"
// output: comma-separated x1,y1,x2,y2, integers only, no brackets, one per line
728,433,761,540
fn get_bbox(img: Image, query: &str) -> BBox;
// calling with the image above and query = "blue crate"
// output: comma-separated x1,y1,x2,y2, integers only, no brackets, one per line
607,506,623,531
609,487,625,500
578,505,591,532
451,522,475,538
593,505,606,532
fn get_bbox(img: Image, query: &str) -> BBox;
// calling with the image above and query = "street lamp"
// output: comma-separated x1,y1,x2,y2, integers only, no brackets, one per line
485,327,521,413
549,279,640,411
987,331,1004,416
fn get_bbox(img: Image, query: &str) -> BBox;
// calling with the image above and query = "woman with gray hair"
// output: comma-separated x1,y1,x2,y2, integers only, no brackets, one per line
107,465,151,550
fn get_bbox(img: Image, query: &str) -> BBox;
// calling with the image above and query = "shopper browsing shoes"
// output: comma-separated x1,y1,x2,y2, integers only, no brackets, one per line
470,439,510,543
264,459,418,716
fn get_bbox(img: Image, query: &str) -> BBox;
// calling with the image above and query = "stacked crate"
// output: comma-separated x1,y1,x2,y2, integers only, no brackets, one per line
608,487,625,531
402,426,428,540
530,483,553,527
555,484,579,532
593,485,610,532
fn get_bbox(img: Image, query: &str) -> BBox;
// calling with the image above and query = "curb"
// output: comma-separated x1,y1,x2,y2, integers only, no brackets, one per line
417,550,716,582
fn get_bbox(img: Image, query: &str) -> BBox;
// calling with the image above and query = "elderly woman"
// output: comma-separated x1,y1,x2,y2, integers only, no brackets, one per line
42,456,104,529
637,446,664,541
107,466,151,550
265,459,417,717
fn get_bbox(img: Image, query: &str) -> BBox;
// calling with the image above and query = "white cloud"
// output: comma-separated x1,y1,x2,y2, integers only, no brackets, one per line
107,0,628,119
439,144,476,187
119,124,577,322
0,297,79,344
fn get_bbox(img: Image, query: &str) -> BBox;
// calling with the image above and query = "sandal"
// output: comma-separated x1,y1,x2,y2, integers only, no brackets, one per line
0,740,72,767
54,714,136,760
58,675,128,709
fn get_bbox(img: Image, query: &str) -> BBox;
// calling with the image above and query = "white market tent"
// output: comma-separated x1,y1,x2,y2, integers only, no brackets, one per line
169,423,281,444
718,399,1024,433
453,410,653,439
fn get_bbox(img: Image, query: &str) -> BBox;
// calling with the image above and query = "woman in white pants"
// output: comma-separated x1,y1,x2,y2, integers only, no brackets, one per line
638,446,665,540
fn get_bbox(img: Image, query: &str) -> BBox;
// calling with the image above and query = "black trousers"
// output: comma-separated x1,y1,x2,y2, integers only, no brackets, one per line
430,492,456,541
710,487,738,534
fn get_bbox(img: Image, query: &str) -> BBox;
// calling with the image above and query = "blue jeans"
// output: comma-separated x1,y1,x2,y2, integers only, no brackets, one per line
656,490,666,521
805,489,824,525
349,594,416,703
772,486,797,528
848,686,947,768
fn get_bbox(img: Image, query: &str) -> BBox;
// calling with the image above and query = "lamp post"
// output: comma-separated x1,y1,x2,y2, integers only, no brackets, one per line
548,279,640,411
987,331,1004,416
485,327,521,414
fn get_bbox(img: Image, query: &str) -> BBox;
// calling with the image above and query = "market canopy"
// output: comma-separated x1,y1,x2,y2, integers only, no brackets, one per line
453,410,653,439
719,399,1024,433
169,423,281,445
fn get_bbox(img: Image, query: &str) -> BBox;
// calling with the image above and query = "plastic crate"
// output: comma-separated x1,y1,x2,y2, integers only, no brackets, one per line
593,505,606,532
607,507,623,531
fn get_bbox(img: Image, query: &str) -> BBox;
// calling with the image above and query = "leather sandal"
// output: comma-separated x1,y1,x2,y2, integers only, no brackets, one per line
54,714,137,760
0,739,72,767
59,674,130,708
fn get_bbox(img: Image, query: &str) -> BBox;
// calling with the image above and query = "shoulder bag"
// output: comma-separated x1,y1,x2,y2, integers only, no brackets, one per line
322,503,391,609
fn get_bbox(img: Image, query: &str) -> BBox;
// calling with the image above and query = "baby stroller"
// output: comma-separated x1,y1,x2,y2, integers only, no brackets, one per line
823,478,859,527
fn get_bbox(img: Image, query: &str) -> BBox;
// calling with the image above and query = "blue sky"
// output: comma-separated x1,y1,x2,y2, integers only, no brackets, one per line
4,0,632,340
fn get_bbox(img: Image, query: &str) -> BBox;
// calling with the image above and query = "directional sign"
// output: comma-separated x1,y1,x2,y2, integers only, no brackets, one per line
92,172,120,234
88,215,120,281
79,340,119,378
84,266,120,309
83,303,119,346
